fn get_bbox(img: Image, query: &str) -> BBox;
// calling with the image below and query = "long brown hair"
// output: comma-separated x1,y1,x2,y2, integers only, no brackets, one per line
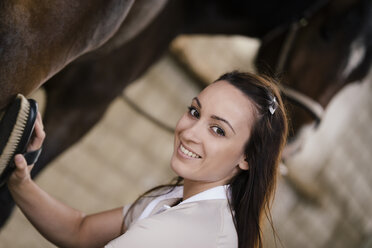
218,71,288,248
124,71,288,248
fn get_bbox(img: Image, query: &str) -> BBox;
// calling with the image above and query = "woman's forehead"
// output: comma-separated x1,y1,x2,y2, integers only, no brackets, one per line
197,81,256,131
198,81,252,108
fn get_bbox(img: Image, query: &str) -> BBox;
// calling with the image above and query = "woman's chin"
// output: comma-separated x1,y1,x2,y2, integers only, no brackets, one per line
170,156,182,175
170,156,191,179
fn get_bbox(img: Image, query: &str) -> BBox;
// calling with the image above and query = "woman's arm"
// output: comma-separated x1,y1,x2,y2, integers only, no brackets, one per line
7,113,125,248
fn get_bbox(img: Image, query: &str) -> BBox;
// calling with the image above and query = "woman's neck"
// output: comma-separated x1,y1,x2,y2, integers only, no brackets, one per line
182,179,226,200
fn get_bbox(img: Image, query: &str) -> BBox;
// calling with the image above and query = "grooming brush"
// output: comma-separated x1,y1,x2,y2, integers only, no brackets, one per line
0,94,40,187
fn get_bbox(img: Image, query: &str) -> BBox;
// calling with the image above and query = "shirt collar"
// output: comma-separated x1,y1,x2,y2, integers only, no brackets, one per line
179,185,228,205
137,185,229,221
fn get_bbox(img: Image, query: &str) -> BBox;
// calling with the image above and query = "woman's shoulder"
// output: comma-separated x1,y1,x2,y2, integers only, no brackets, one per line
166,199,236,236
140,200,236,245
169,198,232,220
112,199,237,248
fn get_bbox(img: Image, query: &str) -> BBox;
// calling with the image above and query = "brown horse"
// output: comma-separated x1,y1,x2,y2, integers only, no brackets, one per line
0,0,370,228
256,0,372,138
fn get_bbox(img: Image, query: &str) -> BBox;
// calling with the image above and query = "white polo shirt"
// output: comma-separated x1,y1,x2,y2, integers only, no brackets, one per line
105,185,237,248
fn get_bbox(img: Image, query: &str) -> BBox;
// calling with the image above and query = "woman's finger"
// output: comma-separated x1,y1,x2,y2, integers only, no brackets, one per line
34,116,45,141
8,154,33,185
13,154,28,178
34,112,43,133
27,112,45,152
14,154,27,169
36,112,44,130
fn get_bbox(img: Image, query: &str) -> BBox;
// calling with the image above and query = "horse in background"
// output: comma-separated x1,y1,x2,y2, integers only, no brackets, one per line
256,0,372,139
255,0,372,200
0,0,371,228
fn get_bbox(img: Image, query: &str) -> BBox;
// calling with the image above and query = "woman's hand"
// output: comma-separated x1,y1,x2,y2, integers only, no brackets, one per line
6,112,123,247
8,112,45,186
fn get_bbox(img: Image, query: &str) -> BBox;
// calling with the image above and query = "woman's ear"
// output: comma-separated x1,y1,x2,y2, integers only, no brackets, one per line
238,157,249,171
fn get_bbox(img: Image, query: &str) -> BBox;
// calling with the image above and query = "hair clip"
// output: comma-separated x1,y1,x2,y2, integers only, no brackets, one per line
268,97,277,115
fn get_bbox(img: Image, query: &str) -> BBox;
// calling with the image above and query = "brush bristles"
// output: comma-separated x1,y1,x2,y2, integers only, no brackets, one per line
0,94,30,172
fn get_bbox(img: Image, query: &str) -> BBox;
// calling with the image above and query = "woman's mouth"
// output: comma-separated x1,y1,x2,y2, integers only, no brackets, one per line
179,144,202,159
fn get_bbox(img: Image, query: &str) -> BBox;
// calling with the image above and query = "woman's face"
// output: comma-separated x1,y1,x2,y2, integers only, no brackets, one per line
171,80,256,188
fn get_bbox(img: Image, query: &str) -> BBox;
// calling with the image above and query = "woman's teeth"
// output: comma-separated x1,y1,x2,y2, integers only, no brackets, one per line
180,144,201,158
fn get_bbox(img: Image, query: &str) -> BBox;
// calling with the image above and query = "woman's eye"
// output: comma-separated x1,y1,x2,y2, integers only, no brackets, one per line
188,106,200,118
211,126,225,136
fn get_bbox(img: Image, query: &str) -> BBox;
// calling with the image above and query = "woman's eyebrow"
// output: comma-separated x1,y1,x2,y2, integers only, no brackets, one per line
192,97,235,134
211,115,236,134
192,97,202,108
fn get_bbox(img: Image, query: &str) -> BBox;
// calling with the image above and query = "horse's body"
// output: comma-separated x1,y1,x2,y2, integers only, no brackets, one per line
0,0,371,227
0,0,138,109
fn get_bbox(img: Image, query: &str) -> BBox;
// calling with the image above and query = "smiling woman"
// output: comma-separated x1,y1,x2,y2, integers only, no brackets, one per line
171,81,255,195
116,71,288,248
7,71,288,248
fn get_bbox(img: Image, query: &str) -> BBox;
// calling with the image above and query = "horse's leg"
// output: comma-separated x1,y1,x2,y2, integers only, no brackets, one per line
0,188,15,228
0,0,184,228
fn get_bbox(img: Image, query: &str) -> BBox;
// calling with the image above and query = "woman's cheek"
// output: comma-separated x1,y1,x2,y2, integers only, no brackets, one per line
175,114,188,131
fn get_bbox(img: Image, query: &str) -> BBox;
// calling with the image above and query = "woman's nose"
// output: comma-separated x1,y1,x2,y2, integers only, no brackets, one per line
181,121,202,144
